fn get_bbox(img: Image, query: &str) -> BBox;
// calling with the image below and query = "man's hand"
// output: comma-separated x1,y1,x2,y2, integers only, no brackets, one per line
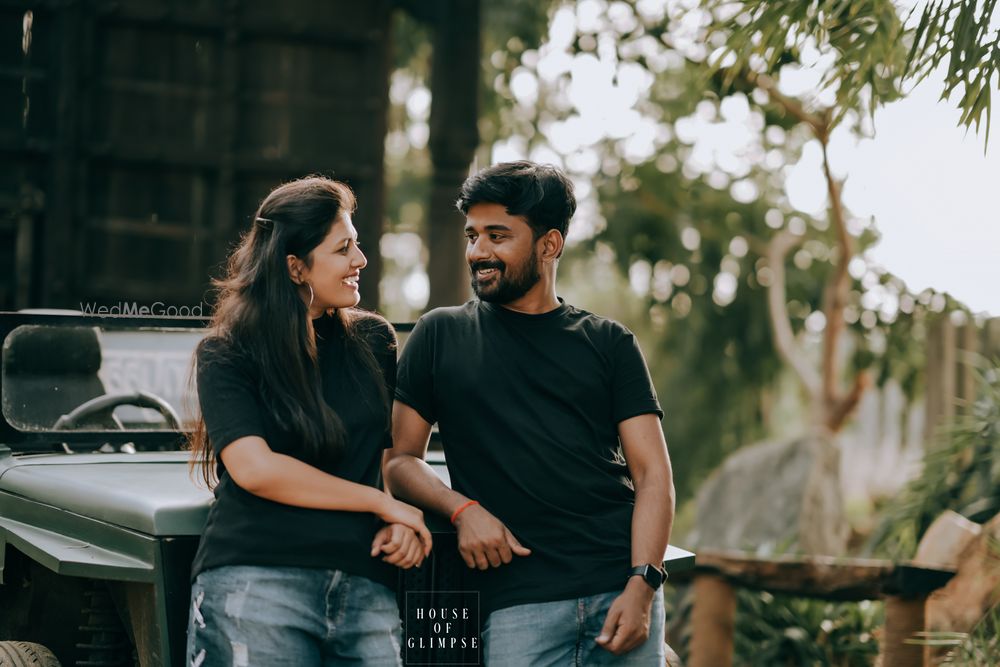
371,523,428,569
453,504,531,570
595,577,655,655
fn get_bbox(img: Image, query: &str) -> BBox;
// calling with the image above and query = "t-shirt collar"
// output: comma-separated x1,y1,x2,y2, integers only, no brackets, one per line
479,297,570,322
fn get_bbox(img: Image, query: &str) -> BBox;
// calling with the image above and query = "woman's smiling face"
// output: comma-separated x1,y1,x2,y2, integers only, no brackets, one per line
296,213,367,313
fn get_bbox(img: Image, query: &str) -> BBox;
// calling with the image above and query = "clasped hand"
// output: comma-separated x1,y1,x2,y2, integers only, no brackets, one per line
371,523,429,569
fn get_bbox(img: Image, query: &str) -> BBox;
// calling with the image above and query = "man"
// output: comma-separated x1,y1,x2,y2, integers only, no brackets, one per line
386,161,675,665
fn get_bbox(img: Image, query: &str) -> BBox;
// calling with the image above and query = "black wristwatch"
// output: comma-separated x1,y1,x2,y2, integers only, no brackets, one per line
629,564,667,591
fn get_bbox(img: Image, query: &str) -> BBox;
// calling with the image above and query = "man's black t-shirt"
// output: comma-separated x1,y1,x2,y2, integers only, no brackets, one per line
395,299,662,613
190,312,396,590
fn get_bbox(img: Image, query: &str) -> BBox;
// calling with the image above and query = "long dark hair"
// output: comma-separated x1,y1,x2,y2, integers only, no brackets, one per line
189,176,388,487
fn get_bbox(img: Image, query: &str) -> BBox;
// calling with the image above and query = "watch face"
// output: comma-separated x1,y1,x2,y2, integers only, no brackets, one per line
631,565,663,589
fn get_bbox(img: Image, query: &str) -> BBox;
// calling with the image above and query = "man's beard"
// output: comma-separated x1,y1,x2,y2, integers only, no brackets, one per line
470,253,541,304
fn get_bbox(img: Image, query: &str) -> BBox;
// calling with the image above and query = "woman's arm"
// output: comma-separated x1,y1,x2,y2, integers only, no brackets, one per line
221,435,431,552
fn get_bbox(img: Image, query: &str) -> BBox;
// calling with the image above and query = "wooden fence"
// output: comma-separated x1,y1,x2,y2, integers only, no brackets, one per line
924,315,1000,444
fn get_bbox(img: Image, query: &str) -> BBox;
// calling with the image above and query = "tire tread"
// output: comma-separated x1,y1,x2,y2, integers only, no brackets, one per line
0,641,61,667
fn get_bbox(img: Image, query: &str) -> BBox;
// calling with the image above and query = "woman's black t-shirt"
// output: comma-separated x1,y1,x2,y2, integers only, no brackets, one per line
190,312,396,590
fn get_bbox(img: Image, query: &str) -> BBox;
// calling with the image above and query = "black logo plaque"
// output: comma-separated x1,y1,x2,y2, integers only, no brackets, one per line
404,590,480,665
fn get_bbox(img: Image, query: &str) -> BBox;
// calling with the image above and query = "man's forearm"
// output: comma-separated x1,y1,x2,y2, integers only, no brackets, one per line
385,454,470,518
600,471,675,656
631,473,675,569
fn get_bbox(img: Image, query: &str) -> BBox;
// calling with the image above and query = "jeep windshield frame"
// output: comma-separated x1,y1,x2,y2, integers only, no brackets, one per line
0,311,208,453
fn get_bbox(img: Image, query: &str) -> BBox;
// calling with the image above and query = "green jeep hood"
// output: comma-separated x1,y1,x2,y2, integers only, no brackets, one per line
0,451,213,536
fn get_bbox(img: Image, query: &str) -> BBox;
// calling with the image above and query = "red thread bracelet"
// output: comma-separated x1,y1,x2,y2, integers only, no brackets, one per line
450,500,479,524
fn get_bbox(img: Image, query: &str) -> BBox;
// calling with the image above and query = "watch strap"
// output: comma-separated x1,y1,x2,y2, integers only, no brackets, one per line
629,564,666,590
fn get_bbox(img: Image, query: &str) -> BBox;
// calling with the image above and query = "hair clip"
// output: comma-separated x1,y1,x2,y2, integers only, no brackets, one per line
254,217,275,229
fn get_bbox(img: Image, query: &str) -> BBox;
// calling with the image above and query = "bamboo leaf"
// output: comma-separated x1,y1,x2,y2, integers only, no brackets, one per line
903,2,934,77
983,92,992,151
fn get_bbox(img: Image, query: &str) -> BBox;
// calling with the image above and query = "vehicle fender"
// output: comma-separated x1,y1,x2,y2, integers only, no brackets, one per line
0,516,154,584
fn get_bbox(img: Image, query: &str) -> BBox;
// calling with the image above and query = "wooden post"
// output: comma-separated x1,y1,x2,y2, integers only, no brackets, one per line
882,594,928,667
426,0,480,309
213,1,240,305
925,316,957,448
15,196,35,308
46,0,84,307
984,317,1000,360
955,323,979,415
349,0,393,310
690,574,736,667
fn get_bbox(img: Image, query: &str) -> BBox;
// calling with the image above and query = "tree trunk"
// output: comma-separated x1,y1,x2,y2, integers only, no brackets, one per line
798,432,849,554
426,0,480,309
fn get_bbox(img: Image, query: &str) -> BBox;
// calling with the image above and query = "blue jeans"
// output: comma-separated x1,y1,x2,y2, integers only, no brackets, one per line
186,565,402,667
482,589,666,666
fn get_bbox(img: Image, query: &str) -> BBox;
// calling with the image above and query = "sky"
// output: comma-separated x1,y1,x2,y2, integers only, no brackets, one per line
786,74,1000,316
733,0,1000,317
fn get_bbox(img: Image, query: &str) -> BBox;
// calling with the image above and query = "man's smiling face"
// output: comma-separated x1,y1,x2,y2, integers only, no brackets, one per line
464,203,541,304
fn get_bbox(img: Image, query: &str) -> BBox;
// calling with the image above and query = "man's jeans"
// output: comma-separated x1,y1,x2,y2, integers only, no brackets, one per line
186,565,402,667
482,589,666,666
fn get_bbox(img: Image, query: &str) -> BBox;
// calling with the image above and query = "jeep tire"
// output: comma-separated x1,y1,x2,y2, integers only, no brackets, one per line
0,641,61,667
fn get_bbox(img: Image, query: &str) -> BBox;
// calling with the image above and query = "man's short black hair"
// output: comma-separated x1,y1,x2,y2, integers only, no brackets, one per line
456,161,577,240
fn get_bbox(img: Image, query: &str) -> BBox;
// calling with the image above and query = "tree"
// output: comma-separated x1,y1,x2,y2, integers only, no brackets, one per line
701,0,998,433
683,0,997,550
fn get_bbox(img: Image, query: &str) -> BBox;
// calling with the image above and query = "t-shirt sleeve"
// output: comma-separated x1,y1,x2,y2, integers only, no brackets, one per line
394,316,436,425
196,339,267,455
610,327,664,423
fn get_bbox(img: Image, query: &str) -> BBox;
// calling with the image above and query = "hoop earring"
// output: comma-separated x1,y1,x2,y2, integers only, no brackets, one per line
307,283,315,309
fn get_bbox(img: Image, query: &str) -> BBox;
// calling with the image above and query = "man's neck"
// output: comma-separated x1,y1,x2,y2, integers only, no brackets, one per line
497,280,560,315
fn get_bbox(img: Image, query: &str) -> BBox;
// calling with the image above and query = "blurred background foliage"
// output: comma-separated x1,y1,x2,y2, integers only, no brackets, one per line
871,363,1000,559
936,603,1000,666
382,0,999,662
734,591,883,667
383,0,990,505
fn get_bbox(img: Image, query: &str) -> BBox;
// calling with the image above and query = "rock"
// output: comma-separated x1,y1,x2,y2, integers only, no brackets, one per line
913,511,982,569
689,434,848,555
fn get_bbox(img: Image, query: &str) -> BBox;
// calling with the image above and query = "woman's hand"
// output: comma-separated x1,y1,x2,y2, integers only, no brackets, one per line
371,524,428,569
375,496,433,556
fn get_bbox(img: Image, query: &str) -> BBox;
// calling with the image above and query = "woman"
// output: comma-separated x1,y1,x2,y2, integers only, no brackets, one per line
187,176,430,666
